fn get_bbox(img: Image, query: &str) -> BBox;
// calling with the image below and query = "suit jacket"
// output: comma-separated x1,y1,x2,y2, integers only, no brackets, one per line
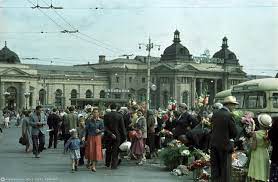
47,113,61,130
210,107,238,150
104,111,127,143
63,112,78,134
29,112,47,135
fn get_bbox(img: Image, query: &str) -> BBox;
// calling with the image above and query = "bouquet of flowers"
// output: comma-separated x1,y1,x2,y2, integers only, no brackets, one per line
159,140,190,170
241,112,255,135
188,160,210,171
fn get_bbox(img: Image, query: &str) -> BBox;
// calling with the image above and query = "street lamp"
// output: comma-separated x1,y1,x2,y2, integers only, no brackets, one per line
24,92,30,109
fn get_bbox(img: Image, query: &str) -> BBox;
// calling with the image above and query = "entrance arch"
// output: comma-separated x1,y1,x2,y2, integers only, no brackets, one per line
5,86,17,110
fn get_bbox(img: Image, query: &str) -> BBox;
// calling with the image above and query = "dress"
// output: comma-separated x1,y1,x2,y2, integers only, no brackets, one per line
248,130,270,181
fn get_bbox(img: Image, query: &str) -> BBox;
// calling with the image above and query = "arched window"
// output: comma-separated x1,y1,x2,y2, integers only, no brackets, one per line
6,86,17,110
163,91,169,108
39,89,46,105
71,89,77,105
182,91,189,105
85,89,92,98
100,90,105,98
55,89,63,108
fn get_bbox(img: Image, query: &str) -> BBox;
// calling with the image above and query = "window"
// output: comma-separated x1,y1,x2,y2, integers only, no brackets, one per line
71,89,77,105
116,77,119,83
100,90,105,98
85,90,92,98
160,77,169,84
182,91,189,105
39,89,46,105
55,89,63,108
244,92,266,109
272,93,278,108
129,77,132,83
142,77,146,83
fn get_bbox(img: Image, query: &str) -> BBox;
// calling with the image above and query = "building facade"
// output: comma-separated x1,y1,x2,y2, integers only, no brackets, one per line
0,30,247,110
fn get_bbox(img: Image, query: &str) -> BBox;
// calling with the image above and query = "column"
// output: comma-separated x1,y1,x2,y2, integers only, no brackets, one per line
191,77,196,108
214,79,218,95
199,79,203,96
0,81,4,109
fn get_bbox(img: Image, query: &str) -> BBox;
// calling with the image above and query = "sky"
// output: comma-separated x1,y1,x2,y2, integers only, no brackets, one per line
0,0,278,76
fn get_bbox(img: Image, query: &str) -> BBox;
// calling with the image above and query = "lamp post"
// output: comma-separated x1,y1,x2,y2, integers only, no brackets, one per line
24,92,30,109
139,37,160,110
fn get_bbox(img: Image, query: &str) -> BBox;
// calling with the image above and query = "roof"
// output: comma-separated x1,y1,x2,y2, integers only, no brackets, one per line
0,43,21,64
28,64,95,75
232,78,278,91
212,37,238,64
161,30,192,61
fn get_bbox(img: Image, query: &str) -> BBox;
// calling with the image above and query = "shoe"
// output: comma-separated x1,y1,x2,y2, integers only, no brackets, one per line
71,169,74,173
75,165,78,171
137,161,144,166
35,154,40,158
91,167,96,172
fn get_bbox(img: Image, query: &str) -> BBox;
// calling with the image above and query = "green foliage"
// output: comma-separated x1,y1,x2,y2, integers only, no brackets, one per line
159,140,190,170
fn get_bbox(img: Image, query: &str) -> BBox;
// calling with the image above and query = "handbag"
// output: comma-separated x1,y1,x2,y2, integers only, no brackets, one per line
19,136,27,145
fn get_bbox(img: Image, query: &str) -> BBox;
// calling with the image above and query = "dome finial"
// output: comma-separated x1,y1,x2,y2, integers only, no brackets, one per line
173,29,180,43
4,41,7,47
222,36,228,49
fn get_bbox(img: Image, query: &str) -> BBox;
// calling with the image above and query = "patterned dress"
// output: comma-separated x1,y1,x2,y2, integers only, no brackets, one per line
248,130,270,181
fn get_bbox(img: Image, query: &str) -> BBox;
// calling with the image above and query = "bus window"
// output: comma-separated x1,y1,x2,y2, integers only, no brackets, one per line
273,93,278,108
245,92,266,109
234,94,244,109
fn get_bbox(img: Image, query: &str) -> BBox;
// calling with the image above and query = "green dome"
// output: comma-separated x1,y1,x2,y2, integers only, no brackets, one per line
0,42,21,64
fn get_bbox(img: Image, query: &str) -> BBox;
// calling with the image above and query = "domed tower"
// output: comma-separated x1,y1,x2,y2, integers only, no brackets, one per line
161,30,192,62
0,41,21,64
213,37,239,65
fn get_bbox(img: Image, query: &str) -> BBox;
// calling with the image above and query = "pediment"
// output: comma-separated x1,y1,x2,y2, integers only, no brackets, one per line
177,64,199,71
153,64,174,72
0,67,31,76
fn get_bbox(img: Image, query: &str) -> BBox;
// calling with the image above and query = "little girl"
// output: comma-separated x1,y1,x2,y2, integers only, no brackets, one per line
65,129,81,172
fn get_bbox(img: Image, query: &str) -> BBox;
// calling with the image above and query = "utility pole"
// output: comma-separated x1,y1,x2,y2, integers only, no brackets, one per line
139,37,160,110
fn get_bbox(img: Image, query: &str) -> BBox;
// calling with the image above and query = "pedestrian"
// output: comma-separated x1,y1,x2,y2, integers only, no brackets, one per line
47,108,61,149
104,103,127,169
210,96,238,182
269,117,278,182
62,106,78,145
84,108,104,172
130,109,146,165
21,110,32,152
65,129,81,173
29,105,47,158
248,113,272,182
4,112,10,128
77,116,86,166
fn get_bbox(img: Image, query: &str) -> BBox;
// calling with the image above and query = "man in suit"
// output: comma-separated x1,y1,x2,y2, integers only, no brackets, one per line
210,96,238,182
104,103,127,169
47,108,61,149
29,105,47,158
173,103,198,139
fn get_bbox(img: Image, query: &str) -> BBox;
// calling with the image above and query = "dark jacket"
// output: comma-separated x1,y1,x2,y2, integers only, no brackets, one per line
47,113,61,130
269,120,278,164
173,112,198,138
210,107,238,150
104,111,127,143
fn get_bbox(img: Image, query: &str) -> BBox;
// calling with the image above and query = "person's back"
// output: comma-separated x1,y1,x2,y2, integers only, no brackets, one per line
210,108,237,148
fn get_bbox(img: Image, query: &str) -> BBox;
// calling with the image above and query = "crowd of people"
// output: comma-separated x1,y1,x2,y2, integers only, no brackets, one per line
0,96,277,181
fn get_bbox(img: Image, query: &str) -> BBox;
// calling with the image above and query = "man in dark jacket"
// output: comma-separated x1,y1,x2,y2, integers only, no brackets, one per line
104,103,127,169
47,108,61,148
210,96,238,182
173,103,198,139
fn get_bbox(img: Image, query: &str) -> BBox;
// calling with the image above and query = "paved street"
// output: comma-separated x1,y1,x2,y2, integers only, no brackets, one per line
0,123,192,182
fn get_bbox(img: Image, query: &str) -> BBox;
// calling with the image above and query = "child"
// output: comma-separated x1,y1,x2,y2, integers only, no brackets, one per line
65,129,81,172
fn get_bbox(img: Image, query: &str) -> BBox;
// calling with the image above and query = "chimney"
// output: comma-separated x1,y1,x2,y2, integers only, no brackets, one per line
99,55,105,64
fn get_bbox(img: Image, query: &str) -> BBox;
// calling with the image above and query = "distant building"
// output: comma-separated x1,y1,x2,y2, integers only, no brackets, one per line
0,30,247,110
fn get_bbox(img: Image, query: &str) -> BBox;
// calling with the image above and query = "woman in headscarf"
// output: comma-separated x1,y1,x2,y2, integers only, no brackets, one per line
21,110,32,152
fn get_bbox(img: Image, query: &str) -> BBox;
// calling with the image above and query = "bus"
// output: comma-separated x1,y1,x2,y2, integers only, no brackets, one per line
231,78,278,118
214,78,278,118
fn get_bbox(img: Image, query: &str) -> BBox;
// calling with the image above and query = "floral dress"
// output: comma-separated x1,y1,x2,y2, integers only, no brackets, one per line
248,130,270,181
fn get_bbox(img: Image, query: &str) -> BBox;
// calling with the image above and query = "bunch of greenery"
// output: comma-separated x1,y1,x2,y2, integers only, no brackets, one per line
159,140,190,170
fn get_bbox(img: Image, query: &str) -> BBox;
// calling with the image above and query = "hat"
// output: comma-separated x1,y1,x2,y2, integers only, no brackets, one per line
179,103,188,109
223,96,239,105
258,114,272,128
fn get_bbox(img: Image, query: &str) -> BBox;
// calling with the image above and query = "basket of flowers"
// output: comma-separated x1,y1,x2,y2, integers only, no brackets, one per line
159,140,190,170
